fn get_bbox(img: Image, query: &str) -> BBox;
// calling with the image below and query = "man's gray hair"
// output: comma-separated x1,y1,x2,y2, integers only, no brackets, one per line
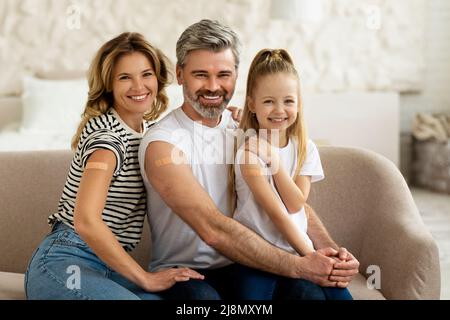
176,19,241,69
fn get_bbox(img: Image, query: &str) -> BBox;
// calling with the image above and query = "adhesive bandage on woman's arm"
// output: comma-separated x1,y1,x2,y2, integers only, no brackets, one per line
85,162,109,171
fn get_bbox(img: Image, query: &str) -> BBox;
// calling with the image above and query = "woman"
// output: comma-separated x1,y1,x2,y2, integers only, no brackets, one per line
24,32,204,300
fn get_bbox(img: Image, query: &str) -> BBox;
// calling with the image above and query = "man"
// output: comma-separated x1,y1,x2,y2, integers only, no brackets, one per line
138,19,359,299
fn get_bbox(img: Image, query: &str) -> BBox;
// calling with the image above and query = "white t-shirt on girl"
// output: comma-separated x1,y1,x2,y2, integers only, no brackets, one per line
234,138,324,255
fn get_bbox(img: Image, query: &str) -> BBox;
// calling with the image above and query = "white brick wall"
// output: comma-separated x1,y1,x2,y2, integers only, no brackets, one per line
0,0,425,96
2,0,446,135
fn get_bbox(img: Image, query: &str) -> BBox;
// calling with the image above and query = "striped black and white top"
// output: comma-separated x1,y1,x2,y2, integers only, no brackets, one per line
48,108,152,251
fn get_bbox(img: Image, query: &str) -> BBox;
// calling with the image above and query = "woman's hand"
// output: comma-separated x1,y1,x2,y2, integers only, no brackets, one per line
140,267,205,292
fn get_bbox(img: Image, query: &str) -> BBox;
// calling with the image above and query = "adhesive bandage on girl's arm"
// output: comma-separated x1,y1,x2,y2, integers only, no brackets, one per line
85,162,109,171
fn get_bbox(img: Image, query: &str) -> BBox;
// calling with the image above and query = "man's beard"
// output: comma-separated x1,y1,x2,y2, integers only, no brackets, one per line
184,86,231,119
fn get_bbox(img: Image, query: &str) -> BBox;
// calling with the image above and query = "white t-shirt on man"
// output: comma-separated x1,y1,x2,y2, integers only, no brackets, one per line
139,107,237,271
233,138,324,255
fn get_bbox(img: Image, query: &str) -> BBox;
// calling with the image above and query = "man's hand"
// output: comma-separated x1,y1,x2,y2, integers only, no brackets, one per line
299,247,338,287
227,106,242,122
328,247,360,288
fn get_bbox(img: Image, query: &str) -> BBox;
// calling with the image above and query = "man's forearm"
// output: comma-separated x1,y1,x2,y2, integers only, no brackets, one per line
208,210,301,278
208,211,339,287
305,204,339,250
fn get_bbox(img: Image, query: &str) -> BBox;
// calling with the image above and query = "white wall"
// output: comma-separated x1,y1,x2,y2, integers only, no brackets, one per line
400,0,450,132
304,92,399,165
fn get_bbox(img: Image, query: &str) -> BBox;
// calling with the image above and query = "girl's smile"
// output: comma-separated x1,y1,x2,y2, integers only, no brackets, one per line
249,72,299,146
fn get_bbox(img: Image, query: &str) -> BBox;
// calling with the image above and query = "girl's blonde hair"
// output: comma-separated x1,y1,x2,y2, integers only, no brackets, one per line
71,32,172,150
229,49,307,212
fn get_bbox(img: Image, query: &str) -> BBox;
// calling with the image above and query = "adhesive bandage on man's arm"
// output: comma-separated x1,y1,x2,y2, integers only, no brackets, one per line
154,157,174,167
154,151,189,167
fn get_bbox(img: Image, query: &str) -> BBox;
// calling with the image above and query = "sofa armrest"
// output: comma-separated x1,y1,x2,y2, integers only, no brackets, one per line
357,156,440,299
360,200,440,299
312,147,440,300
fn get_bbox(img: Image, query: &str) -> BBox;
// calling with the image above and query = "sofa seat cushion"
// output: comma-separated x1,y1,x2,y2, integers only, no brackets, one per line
0,272,26,300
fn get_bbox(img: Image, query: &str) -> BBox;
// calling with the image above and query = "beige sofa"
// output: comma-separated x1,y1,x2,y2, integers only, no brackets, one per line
0,147,440,300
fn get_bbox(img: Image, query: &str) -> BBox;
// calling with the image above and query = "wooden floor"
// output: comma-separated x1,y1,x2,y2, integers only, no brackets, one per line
411,187,450,300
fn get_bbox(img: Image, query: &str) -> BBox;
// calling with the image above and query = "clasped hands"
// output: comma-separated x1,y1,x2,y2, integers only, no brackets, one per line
314,247,360,288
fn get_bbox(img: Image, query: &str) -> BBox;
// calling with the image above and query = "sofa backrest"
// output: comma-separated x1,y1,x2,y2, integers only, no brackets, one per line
0,147,396,273
0,150,151,273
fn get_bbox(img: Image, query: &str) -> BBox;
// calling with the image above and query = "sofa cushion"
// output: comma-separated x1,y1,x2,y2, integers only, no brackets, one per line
0,272,26,300
21,75,87,135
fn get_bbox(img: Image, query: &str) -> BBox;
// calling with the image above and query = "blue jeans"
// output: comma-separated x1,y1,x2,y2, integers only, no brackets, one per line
159,263,352,300
160,264,236,300
24,222,162,300
233,264,353,300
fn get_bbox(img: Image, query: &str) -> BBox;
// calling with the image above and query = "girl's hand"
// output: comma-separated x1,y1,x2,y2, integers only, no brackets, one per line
245,136,279,168
140,267,204,292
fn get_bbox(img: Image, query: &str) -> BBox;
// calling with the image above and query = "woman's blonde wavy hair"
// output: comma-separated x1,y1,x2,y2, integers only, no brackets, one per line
71,32,172,150
228,48,307,212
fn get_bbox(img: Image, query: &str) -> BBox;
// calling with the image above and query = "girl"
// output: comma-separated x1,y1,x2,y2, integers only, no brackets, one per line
230,49,352,300
25,32,204,300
